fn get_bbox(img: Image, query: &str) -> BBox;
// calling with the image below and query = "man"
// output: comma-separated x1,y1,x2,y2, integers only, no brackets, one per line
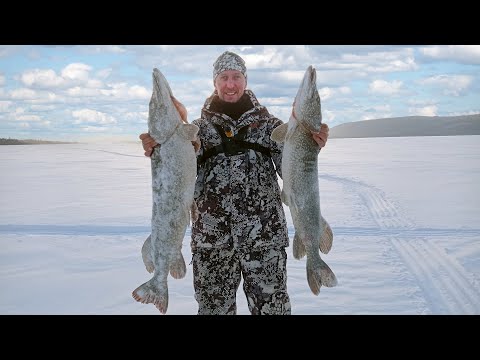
140,51,329,314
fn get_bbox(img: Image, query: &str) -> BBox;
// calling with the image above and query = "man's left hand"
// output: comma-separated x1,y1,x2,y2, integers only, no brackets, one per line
312,123,329,148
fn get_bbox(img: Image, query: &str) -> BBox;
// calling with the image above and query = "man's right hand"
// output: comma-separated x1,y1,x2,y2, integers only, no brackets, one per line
140,132,201,157
139,133,158,157
140,95,188,157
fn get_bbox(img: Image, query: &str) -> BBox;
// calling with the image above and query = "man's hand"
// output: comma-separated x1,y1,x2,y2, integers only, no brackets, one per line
139,133,158,157
172,96,187,123
312,123,329,149
140,95,189,157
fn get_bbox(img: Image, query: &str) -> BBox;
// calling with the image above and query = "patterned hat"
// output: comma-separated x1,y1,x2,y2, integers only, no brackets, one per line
213,51,247,82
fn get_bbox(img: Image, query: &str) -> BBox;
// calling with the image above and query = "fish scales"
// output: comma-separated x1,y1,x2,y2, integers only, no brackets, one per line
271,65,337,295
132,68,199,314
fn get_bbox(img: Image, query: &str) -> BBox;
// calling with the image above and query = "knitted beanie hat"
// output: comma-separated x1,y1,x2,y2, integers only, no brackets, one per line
213,51,247,82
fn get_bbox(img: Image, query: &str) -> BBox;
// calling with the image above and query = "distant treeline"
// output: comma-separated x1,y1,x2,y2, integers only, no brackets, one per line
0,138,76,145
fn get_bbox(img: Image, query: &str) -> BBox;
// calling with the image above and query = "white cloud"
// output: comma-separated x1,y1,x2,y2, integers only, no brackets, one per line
18,115,42,121
323,109,336,123
67,87,103,97
358,104,394,121
361,112,394,121
79,45,127,54
61,63,92,82
128,85,150,99
10,88,37,100
266,106,291,122
406,98,436,106
97,82,150,100
275,70,305,84
374,104,392,112
64,82,149,101
14,110,42,121
318,86,351,101
72,109,116,125
243,46,310,70
417,75,472,96
334,48,418,73
369,79,403,95
0,100,12,112
259,96,291,107
19,63,101,92
409,105,438,116
319,87,334,101
21,69,64,88
447,110,480,116
124,111,148,122
81,126,109,132
420,45,480,65
30,104,56,111
0,45,22,58
0,73,5,86
85,79,103,88
10,89,58,103
96,68,112,79
29,92,58,103
337,86,352,95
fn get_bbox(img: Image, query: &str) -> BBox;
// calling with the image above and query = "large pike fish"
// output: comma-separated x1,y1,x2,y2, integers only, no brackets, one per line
132,68,199,314
271,65,337,295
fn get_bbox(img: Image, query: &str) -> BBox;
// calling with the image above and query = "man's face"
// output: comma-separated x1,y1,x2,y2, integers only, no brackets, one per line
214,70,246,103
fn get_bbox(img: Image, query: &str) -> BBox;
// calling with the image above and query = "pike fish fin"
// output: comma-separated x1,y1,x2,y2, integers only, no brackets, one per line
306,256,338,295
141,234,155,273
270,123,289,143
319,215,334,254
132,279,169,314
306,263,322,295
178,123,199,142
169,252,186,279
292,233,306,259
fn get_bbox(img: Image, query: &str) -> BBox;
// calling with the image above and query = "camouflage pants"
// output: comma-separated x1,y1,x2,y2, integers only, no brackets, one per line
192,246,291,315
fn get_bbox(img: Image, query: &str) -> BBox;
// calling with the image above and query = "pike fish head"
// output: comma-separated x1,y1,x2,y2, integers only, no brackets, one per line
293,65,322,132
148,68,182,140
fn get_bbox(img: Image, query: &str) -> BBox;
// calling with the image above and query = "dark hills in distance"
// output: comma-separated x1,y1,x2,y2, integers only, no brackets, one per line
329,114,480,138
0,138,77,145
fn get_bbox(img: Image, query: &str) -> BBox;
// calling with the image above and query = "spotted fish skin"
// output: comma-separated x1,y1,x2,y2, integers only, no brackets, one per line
132,68,199,314
271,65,337,295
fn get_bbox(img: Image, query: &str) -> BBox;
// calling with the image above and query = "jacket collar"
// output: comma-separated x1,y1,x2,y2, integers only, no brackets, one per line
202,89,267,129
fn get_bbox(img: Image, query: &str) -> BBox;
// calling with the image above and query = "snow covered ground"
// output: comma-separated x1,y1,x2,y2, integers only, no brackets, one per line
1,135,479,315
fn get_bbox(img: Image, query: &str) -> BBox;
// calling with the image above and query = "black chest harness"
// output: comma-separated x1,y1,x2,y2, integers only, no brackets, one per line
197,123,274,165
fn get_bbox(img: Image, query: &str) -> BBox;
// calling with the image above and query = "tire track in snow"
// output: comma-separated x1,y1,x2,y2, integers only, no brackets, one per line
320,174,414,229
79,148,145,158
390,238,479,314
427,241,480,313
320,173,480,314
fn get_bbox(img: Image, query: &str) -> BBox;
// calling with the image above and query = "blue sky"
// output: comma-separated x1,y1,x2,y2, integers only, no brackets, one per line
0,45,479,142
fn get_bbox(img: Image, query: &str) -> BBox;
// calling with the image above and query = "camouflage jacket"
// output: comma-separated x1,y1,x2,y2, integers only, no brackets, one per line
191,90,289,252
